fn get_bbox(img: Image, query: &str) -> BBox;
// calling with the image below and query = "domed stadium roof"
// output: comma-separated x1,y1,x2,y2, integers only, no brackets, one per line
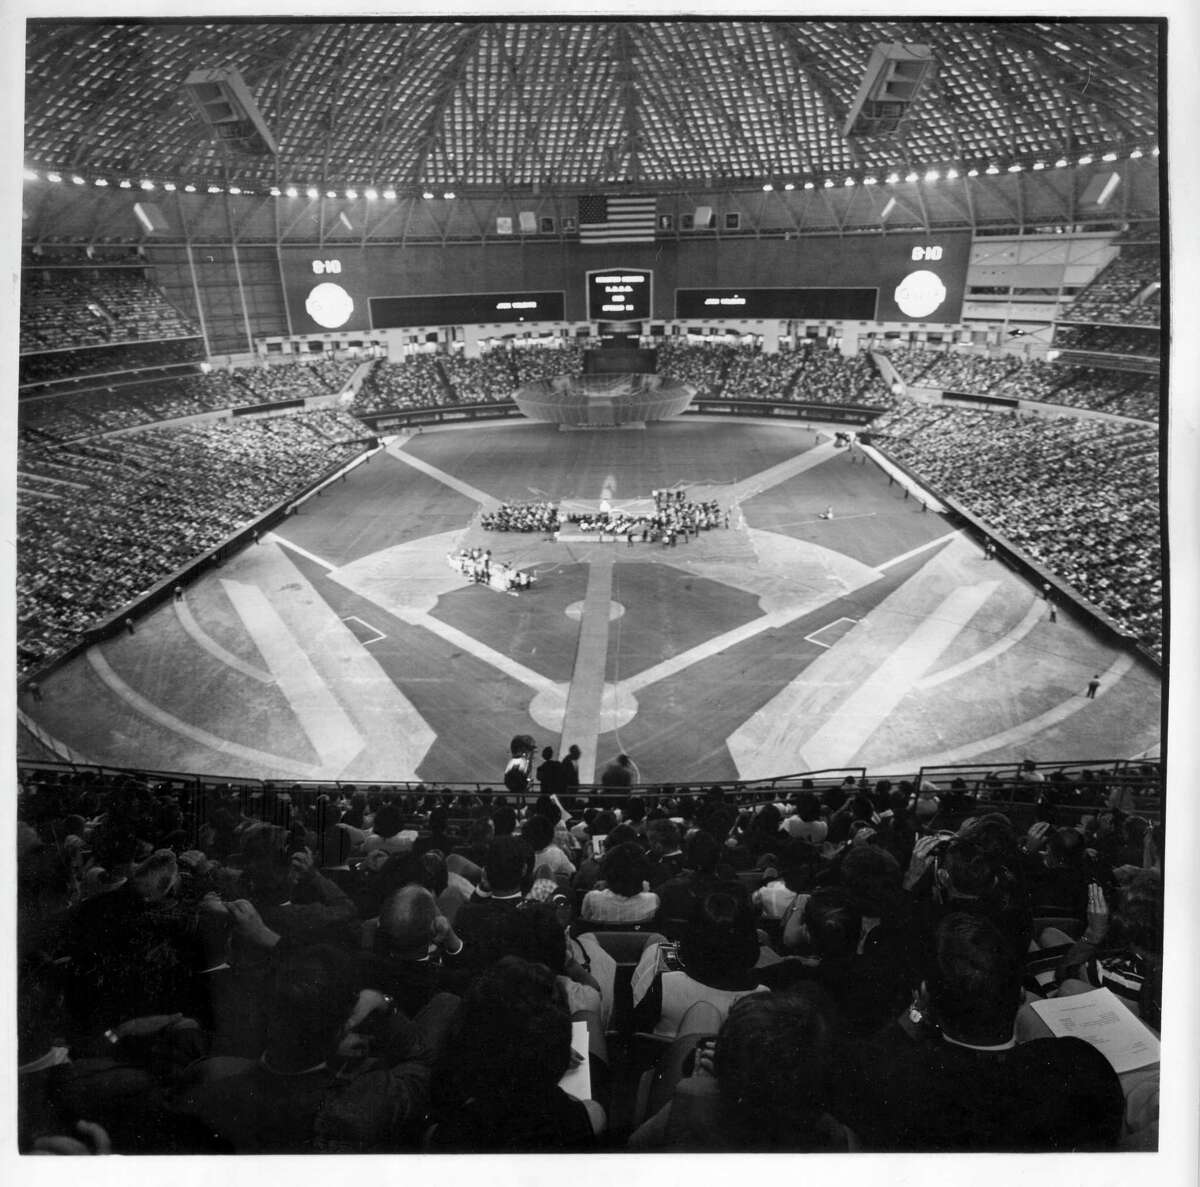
24,18,1161,194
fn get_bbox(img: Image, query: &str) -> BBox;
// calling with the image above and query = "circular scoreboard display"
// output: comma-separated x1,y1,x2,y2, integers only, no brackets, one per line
305,281,355,329
893,269,949,319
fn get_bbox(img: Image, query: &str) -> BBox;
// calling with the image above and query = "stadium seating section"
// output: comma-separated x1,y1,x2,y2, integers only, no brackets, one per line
1062,246,1161,327
15,759,1163,1152
17,411,372,673
870,401,1161,656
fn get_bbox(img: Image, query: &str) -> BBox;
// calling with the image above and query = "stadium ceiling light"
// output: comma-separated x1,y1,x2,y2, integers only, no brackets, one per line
823,178,835,187
842,177,854,187
422,189,435,199
383,188,397,200
47,171,62,183
1151,146,1159,156
966,167,979,178
443,190,455,199
924,169,939,182
803,181,815,189
140,179,155,190
163,181,176,191
345,188,357,200
985,164,1000,175
783,182,795,190
285,186,298,198
1054,158,1069,168
1007,163,1023,172
71,175,86,185
94,178,108,186
208,185,223,194
184,183,197,193
1101,152,1118,162
905,171,919,183
118,179,132,188
269,186,281,197
762,182,773,192
945,168,959,180
1077,155,1093,166
1032,161,1046,170
326,189,337,198
228,185,242,195
306,186,319,199
364,188,378,200
886,172,900,184
23,168,39,181
1129,148,1143,159
863,176,877,185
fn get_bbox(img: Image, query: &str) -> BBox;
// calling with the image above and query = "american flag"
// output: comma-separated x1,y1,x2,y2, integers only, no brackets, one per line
577,194,657,243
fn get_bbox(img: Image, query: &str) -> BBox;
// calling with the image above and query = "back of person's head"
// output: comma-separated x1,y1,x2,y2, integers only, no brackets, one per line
509,734,536,758
532,793,558,821
452,956,572,1092
379,885,439,954
802,887,862,962
681,891,760,982
645,817,681,855
428,805,450,835
521,814,555,853
625,796,646,824
839,844,902,918
606,822,642,851
491,805,518,837
599,842,650,898
940,836,1001,899
752,802,782,834
485,835,534,893
685,828,722,875
715,989,838,1149
372,802,404,839
794,791,821,823
589,809,618,837
925,913,1022,1045
265,945,357,1068
1047,826,1087,869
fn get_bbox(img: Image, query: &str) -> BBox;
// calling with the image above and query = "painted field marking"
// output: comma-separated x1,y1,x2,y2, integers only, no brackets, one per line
263,532,335,572
804,616,860,649
878,530,961,571
342,615,387,646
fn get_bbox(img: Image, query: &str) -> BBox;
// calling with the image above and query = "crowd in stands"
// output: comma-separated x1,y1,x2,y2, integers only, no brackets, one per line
481,501,560,533
19,339,204,387
1053,325,1161,357
658,340,891,407
869,401,1161,655
1063,246,1161,327
511,340,587,384
350,356,449,415
438,352,520,404
878,345,1159,420
21,270,199,354
17,413,372,674
19,361,361,443
16,753,1163,1153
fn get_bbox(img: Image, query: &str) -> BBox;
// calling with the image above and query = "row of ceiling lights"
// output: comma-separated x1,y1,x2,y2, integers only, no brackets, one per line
23,146,1157,198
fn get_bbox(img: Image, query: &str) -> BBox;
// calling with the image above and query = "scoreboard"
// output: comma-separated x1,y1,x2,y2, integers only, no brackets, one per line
586,269,653,321
278,230,970,334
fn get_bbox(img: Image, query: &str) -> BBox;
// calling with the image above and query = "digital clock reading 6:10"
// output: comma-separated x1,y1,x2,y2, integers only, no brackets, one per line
312,259,343,275
911,246,944,262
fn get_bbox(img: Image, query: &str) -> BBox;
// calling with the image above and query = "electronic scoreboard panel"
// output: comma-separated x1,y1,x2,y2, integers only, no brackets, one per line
368,291,565,329
586,269,653,322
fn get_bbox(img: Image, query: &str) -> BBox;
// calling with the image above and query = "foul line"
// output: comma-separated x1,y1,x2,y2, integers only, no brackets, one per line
389,442,503,509
264,533,335,572
878,530,961,571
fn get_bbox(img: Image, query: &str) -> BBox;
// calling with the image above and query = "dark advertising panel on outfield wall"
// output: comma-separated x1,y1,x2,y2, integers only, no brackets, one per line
675,287,877,320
